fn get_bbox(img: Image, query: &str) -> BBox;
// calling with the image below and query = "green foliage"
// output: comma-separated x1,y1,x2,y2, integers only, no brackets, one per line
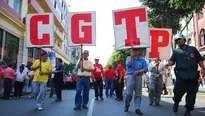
140,0,194,34
169,0,205,12
64,63,75,74
105,48,146,70
4,36,19,65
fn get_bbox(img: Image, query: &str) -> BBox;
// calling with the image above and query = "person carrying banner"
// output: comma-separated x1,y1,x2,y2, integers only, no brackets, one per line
148,57,165,106
74,50,94,110
30,52,52,111
93,57,104,100
124,48,148,115
165,34,205,116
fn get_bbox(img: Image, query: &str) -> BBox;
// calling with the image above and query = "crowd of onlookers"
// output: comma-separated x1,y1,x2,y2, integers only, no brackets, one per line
0,59,78,100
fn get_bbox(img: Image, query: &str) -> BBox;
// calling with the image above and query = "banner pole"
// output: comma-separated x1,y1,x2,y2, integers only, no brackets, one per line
80,44,83,68
40,47,42,72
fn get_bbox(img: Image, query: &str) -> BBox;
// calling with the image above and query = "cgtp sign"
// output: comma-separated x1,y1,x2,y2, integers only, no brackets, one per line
26,13,54,47
112,7,149,50
68,11,96,46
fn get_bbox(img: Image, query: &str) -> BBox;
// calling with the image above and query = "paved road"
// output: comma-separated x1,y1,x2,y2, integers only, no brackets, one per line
0,90,204,116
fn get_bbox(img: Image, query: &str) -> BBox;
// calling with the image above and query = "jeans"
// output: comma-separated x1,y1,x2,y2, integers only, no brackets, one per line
75,76,90,107
30,81,35,98
23,79,29,93
34,82,47,108
105,78,114,97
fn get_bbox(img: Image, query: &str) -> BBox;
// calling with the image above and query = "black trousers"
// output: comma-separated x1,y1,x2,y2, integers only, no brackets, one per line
14,81,24,97
94,78,103,98
4,78,12,99
116,78,124,100
173,77,199,111
54,77,63,100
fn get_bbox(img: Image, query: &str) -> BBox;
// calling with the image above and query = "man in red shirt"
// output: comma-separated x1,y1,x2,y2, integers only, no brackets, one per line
104,65,115,97
115,60,125,101
93,57,104,100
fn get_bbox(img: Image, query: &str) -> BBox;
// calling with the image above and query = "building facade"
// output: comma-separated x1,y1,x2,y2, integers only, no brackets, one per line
179,16,195,47
0,0,73,68
193,6,205,54
0,0,28,68
27,0,72,66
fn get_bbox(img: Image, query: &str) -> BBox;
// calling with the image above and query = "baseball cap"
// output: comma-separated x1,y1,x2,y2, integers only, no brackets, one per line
174,34,186,41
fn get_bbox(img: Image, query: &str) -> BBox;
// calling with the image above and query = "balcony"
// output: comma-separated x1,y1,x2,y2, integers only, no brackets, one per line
0,0,21,20
0,1,24,29
36,0,66,33
54,25,64,42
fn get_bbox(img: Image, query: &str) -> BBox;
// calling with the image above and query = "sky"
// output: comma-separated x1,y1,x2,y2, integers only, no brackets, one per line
66,0,141,66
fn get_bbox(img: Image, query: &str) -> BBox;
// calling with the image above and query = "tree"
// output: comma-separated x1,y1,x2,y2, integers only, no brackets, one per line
169,0,205,12
64,63,75,74
140,0,193,34
105,48,145,70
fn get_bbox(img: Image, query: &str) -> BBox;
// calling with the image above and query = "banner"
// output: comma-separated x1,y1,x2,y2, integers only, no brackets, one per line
146,28,172,60
48,52,56,68
26,13,54,47
68,11,96,46
112,7,149,50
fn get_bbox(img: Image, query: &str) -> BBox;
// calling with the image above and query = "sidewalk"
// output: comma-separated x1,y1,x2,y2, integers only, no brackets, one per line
167,86,205,93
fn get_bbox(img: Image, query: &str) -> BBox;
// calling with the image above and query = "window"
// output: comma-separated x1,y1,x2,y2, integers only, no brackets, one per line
5,32,19,52
200,29,205,46
34,48,40,59
3,0,8,4
13,0,21,14
187,38,191,45
54,0,57,8
0,28,3,47
198,10,203,20
28,48,33,57
61,13,63,20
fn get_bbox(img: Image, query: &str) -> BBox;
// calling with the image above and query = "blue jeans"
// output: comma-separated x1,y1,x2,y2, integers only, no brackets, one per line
75,76,90,107
34,82,47,108
105,78,114,97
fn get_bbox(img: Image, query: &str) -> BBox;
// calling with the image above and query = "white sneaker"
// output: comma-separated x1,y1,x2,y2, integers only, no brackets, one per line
37,107,43,111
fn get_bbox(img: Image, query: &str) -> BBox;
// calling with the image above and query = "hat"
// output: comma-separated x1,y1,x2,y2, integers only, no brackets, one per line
21,63,26,65
174,34,186,41
95,57,99,60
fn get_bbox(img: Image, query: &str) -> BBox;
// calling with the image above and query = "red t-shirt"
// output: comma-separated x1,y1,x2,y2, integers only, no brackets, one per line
105,69,115,78
72,75,77,82
116,64,125,77
93,64,103,78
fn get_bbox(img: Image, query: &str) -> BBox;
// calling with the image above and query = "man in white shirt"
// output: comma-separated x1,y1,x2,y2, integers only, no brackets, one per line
148,58,165,106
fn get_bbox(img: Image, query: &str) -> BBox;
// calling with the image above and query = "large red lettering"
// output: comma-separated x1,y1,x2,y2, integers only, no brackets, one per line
114,8,147,46
149,30,170,58
30,15,50,45
71,14,92,44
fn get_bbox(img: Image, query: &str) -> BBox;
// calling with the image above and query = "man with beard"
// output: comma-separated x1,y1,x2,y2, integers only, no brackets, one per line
165,34,205,116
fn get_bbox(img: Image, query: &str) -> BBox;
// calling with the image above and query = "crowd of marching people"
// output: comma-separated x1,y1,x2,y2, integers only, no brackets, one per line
1,34,205,116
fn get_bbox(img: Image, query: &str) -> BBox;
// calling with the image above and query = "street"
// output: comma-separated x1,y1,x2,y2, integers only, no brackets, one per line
0,90,204,116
